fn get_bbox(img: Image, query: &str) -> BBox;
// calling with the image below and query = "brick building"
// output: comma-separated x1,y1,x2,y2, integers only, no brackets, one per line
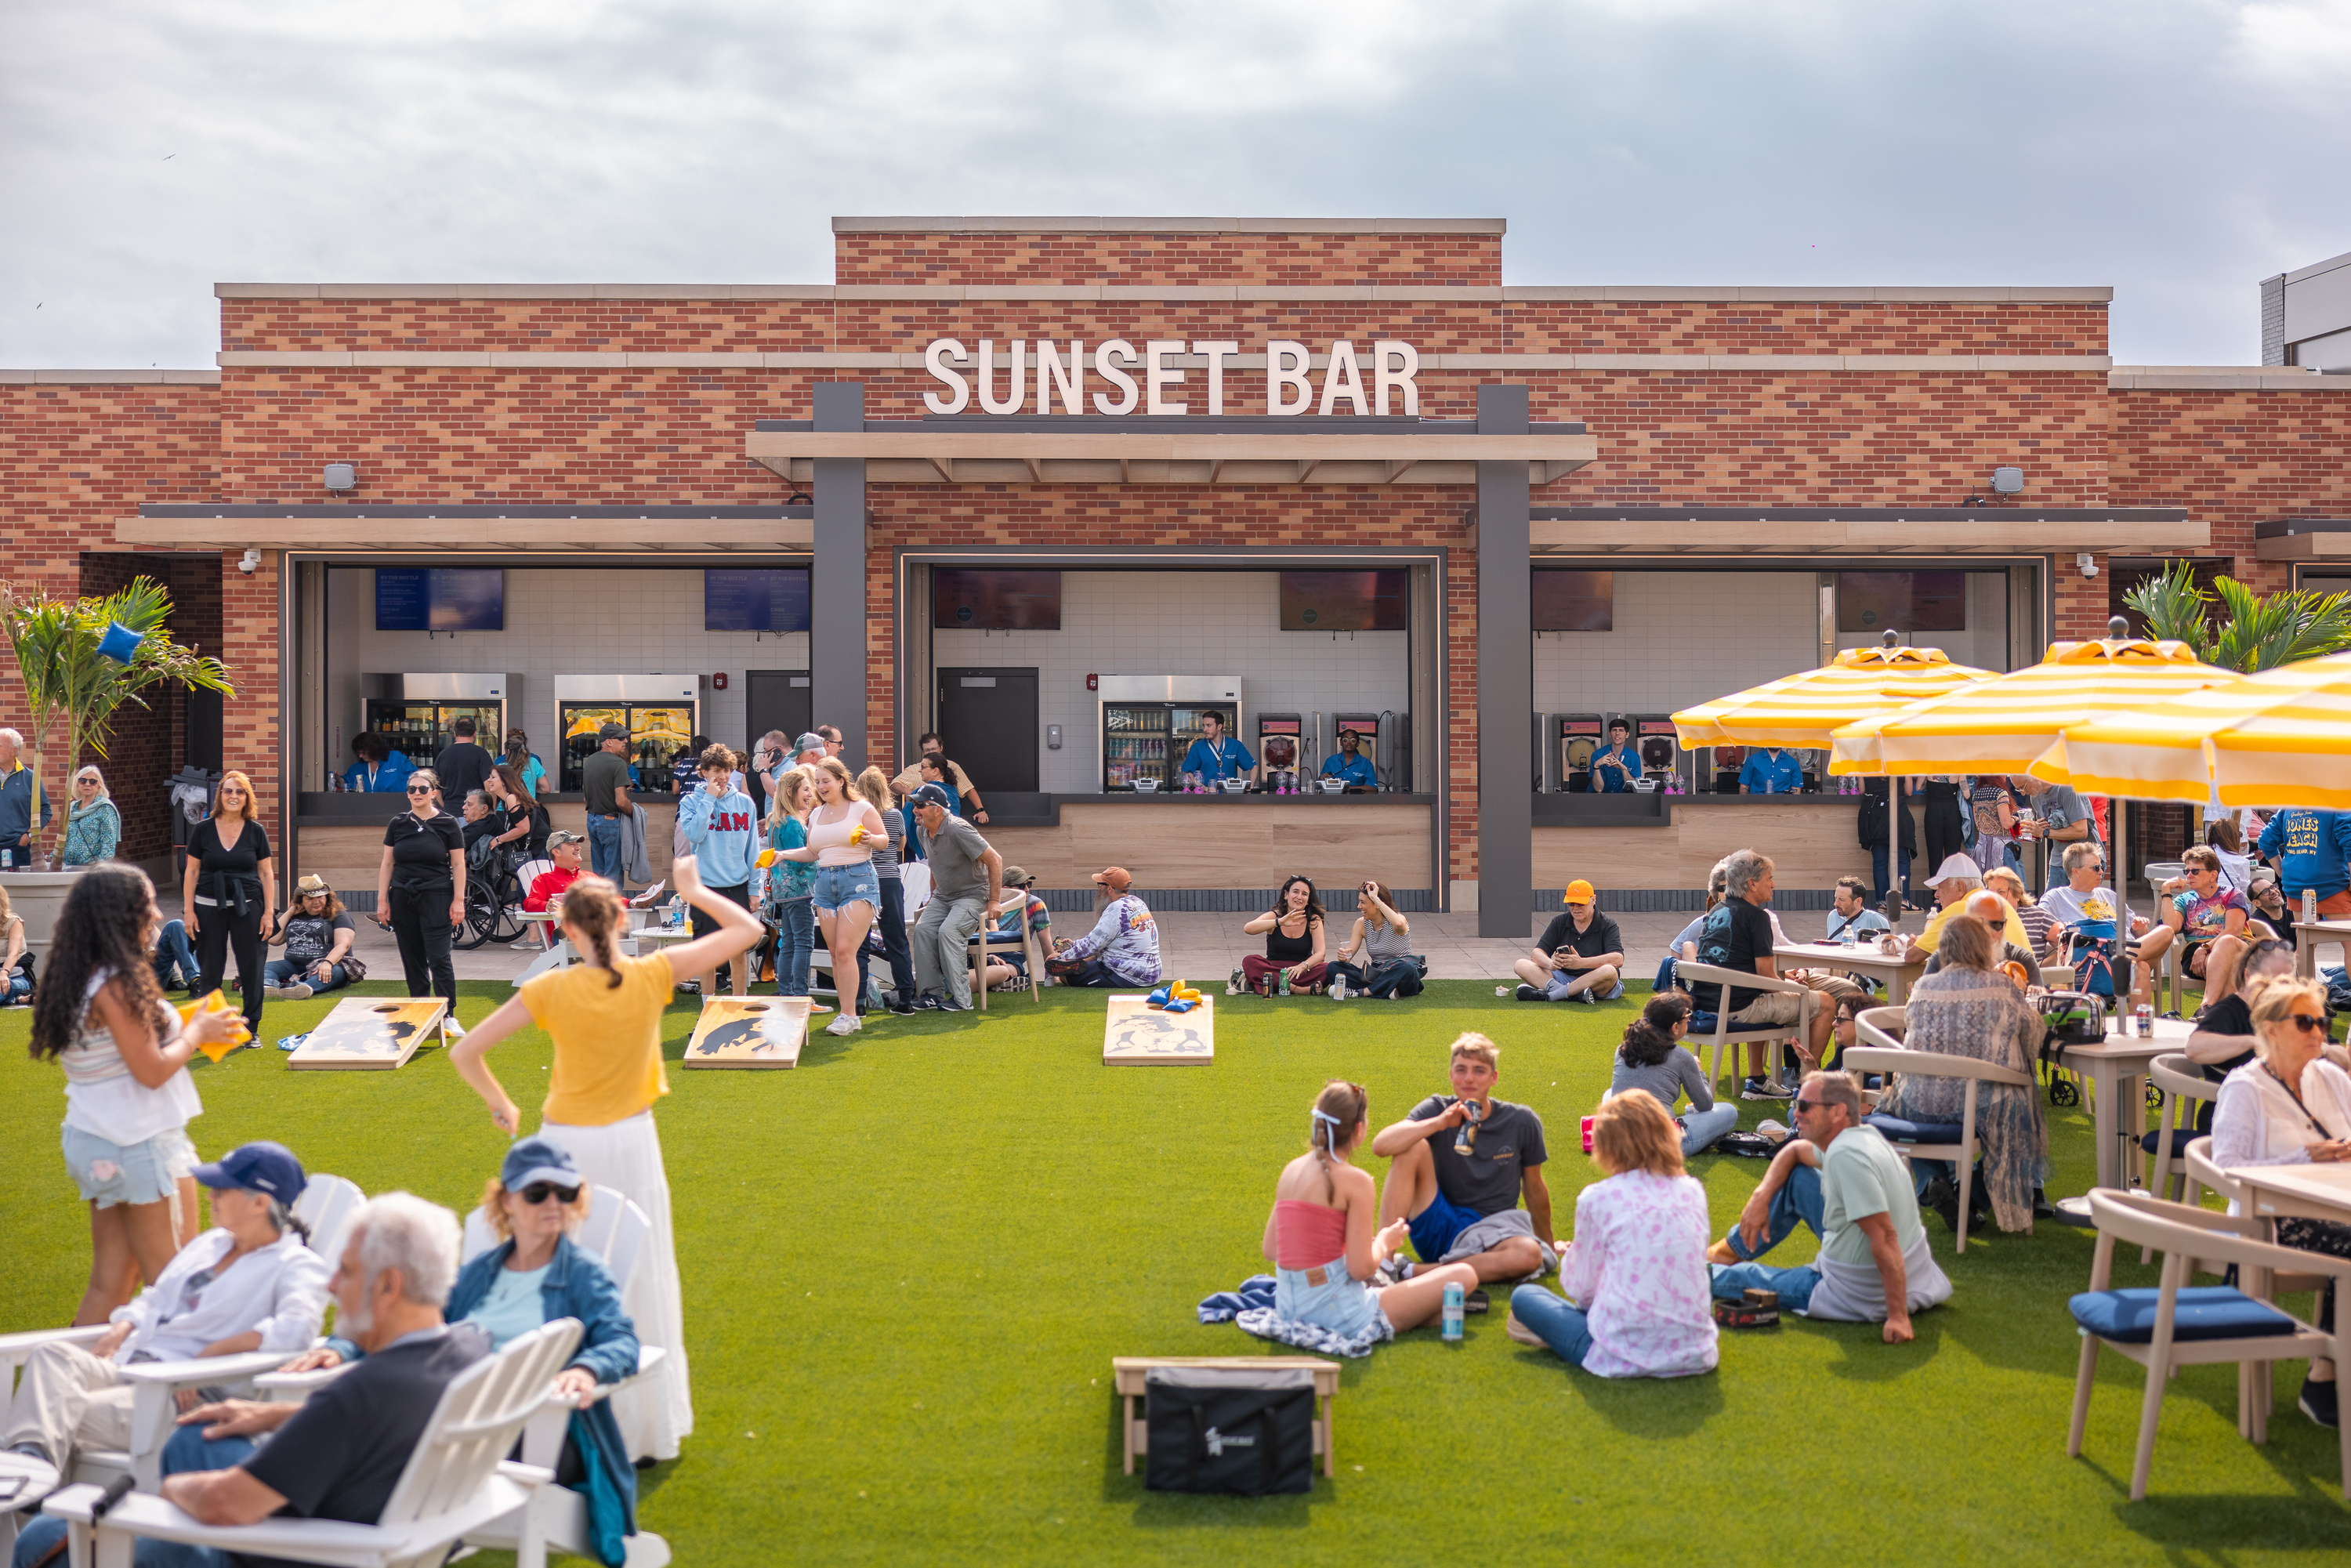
5,215,2349,930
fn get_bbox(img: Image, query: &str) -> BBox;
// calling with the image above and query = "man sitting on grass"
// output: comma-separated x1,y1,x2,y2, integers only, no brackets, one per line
1706,1070,1952,1342
1512,879,1624,1004
1370,1034,1554,1302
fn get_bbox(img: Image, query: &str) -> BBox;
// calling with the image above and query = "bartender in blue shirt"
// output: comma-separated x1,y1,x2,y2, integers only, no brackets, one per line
1182,711,1255,786
1318,728,1378,791
1591,719,1643,793
1740,744,1806,795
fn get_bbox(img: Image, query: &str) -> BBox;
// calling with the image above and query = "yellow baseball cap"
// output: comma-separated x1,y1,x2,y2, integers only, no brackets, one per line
1563,879,1596,906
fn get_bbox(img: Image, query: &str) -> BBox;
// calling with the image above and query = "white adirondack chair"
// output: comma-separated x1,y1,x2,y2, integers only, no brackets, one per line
45,1316,585,1568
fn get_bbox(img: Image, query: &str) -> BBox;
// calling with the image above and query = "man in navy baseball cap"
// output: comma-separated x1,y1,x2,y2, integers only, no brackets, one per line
905,781,955,814
194,1141,308,1204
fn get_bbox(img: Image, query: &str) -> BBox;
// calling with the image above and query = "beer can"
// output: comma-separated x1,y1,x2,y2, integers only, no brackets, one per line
1441,1282,1465,1342
2135,1004,2154,1038
2308,889,2320,925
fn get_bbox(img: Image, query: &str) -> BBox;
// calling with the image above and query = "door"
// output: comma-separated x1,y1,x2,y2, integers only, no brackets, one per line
745,671,812,755
936,668,1039,793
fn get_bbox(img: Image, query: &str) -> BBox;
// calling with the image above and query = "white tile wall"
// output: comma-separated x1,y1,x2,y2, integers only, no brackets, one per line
1531,571,1820,715
932,571,1410,793
323,568,808,765
1831,570,2013,672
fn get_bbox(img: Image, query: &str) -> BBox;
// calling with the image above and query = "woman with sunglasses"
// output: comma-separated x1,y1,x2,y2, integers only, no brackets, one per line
2212,971,2351,1431
372,768,465,1027
183,769,275,1036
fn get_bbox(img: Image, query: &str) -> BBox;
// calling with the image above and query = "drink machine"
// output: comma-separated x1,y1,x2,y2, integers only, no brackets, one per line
1257,713,1302,792
1710,745,1745,795
1631,717,1682,794
1557,715,1603,793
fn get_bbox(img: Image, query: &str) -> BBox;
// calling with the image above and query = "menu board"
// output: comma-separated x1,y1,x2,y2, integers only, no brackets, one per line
375,568,505,632
705,569,812,632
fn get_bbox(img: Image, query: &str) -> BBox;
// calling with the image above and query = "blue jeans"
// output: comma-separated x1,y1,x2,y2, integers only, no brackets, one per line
855,876,918,1005
773,897,815,997
586,813,624,882
2,970,26,1003
1869,846,1915,905
11,1429,255,1568
1678,1103,1741,1156
1509,1286,1593,1367
263,958,350,993
151,917,199,990
1708,1161,1826,1313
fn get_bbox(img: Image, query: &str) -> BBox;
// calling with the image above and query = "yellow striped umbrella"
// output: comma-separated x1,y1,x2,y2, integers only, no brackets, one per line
1828,624,2238,777
1672,643,1995,751
2029,649,2351,808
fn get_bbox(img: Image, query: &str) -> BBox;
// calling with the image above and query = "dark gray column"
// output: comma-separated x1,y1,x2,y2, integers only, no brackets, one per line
811,382,868,766
1476,384,1532,938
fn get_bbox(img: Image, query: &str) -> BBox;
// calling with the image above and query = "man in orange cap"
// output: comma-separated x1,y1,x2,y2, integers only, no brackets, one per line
1512,879,1625,1004
1047,866,1161,988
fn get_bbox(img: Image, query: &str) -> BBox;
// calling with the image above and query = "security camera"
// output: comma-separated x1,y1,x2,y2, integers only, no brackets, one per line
2078,553,2098,578
238,549,262,574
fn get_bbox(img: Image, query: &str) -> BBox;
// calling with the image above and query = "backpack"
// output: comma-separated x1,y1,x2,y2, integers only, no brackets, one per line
1143,1366,1316,1496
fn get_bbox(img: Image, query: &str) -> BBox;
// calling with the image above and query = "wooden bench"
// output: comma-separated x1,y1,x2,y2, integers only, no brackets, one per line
1112,1356,1342,1478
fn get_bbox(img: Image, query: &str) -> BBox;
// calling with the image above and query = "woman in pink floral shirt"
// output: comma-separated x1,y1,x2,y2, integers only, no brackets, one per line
1508,1090,1719,1378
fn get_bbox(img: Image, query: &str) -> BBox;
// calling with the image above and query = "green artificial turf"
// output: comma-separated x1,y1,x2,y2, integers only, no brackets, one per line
5,979,2351,1564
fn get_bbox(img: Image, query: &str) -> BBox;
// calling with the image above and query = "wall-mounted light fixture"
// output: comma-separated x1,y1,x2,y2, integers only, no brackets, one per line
1991,466,2024,494
323,462,357,491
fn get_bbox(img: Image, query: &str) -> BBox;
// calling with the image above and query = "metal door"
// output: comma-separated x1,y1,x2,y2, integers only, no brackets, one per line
745,671,813,756
937,668,1039,792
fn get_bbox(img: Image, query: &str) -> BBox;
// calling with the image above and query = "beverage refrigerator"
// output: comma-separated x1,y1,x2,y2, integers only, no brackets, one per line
1096,675,1244,792
360,675,513,771
552,675,700,795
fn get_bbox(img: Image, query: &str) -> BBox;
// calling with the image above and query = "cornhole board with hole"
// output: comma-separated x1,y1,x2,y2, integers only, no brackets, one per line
1103,993,1215,1064
285,998,447,1070
682,995,810,1069
1112,1356,1340,1476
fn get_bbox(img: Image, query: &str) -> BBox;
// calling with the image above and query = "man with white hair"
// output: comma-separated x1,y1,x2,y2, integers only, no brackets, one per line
147,1193,490,1552
1922,889,2044,986
1896,854,2030,961
0,727,52,866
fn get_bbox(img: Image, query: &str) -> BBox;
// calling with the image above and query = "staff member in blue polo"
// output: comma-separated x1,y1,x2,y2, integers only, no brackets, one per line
1591,719,1643,793
1740,744,1805,795
1318,727,1378,791
1182,711,1255,787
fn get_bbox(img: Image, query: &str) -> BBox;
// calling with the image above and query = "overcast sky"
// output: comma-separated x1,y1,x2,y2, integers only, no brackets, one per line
3,0,2347,368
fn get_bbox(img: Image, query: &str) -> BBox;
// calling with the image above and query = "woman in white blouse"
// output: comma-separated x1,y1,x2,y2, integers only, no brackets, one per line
1506,1089,1718,1378
2210,972,2351,1431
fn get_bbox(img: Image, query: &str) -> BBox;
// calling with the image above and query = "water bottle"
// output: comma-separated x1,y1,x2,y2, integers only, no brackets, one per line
668,895,684,930
1441,1282,1464,1342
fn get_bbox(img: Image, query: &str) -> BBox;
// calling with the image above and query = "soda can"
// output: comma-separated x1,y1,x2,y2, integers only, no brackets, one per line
1441,1282,1465,1342
2308,889,2320,925
2135,1004,2154,1038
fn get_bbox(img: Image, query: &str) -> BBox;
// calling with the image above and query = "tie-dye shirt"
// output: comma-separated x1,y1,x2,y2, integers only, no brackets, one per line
1058,893,1161,985
1555,1168,1719,1379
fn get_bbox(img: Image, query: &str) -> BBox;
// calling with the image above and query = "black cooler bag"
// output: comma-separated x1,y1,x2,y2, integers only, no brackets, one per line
1142,1366,1316,1495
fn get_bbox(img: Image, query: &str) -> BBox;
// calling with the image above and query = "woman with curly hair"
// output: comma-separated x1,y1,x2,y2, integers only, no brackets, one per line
1238,875,1328,996
1609,990,1737,1157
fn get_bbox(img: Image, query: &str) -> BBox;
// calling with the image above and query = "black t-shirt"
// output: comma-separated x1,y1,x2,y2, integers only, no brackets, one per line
1408,1095,1546,1216
1694,897,1775,1015
383,810,465,890
281,911,355,969
433,741,494,802
192,819,271,910
1537,908,1621,963
2193,994,2259,1082
460,808,506,860
241,1324,490,1550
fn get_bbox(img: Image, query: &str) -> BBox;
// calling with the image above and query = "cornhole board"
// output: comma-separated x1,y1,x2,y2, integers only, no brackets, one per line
1103,993,1215,1064
285,997,447,1070
682,995,810,1069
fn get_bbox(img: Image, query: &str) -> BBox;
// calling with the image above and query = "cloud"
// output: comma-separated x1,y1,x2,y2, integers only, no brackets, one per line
2,0,2348,365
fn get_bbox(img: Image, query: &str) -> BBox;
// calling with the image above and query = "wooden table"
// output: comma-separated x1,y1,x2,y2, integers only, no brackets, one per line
2230,1161,2351,1227
1774,941,1927,1004
1112,1356,1341,1478
2057,1019,2193,1193
2293,920,2351,980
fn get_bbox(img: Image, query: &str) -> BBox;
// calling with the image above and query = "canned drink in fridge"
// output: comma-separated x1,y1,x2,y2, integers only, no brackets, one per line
2135,1004,2154,1038
1441,1282,1465,1342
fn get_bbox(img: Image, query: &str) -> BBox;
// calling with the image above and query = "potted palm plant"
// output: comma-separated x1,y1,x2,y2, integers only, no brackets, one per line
0,577,232,943
2122,558,2351,672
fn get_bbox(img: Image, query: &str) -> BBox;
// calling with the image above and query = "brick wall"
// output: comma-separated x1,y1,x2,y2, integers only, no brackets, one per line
2110,387,2351,596
832,230,1505,288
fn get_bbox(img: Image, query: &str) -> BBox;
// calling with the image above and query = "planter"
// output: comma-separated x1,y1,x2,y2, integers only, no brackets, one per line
2,867,89,954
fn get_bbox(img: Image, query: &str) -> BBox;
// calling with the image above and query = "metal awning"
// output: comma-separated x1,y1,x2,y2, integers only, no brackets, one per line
2255,518,2351,561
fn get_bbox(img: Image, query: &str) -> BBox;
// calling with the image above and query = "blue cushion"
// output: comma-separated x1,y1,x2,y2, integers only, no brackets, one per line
2069,1286,2299,1344
1865,1112,1968,1146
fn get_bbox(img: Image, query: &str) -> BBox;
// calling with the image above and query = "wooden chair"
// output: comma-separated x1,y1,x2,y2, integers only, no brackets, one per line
46,1317,585,1568
2179,1138,2333,1302
2065,1189,2351,1500
1111,1357,1342,1479
969,911,1043,1010
2144,1054,2219,1212
1674,962,1817,1095
1847,1009,2037,1255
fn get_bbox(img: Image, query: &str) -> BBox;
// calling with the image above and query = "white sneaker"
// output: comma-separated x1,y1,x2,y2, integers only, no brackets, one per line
442,1018,466,1041
1756,1119,1791,1141
824,1012,860,1037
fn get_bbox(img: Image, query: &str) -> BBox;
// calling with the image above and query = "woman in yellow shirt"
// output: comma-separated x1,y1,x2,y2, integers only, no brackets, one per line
450,853,758,1462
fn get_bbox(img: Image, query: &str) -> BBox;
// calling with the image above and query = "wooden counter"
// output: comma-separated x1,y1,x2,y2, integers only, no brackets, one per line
980,797,1434,892
1534,796,1925,890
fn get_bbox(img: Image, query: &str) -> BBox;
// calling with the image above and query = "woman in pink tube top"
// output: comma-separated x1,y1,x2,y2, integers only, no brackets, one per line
1261,1081,1481,1340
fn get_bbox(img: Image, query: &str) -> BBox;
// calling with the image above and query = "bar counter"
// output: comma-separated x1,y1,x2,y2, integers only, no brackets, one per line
978,792,1440,893
1535,790,1918,892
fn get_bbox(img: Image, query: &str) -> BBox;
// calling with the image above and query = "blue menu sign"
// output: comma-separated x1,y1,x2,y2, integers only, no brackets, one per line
375,569,431,631
705,569,812,632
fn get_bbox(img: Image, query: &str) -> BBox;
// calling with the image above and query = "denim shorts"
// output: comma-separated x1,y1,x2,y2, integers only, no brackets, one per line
1274,1258,1391,1342
63,1121,197,1208
812,863,880,913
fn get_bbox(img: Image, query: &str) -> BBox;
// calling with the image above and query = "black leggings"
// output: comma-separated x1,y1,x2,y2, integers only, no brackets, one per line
194,904,265,1033
388,882,458,1010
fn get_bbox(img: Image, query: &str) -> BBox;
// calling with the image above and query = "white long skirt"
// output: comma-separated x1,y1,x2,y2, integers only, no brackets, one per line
542,1110,693,1461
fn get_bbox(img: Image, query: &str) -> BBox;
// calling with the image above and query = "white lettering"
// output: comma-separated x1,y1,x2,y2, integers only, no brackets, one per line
1145,340,1188,415
977,339,1027,416
1037,339,1085,416
1266,340,1313,415
1194,340,1239,416
1319,340,1367,417
1375,339,1420,417
923,339,970,415
1093,340,1139,415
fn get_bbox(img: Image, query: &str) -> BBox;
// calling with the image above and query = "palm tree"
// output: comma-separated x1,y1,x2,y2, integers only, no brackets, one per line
2122,558,2351,673
0,577,234,864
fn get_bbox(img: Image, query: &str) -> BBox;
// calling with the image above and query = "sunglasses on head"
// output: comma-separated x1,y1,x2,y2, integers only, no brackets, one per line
520,1182,579,1205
